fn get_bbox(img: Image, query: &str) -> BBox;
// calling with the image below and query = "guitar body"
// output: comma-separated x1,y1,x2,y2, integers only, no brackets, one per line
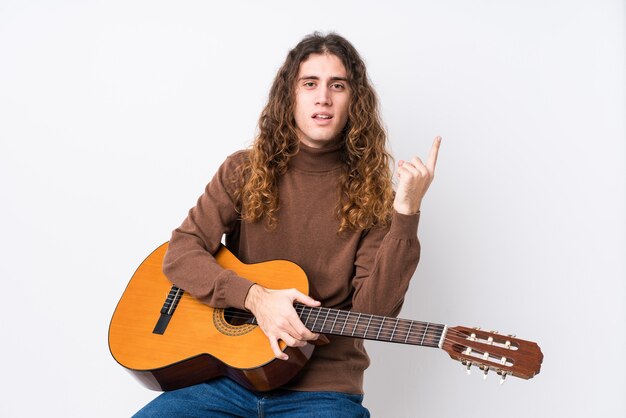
108,243,315,392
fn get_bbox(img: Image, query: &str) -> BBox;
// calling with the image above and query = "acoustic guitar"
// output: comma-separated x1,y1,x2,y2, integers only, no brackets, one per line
108,243,543,392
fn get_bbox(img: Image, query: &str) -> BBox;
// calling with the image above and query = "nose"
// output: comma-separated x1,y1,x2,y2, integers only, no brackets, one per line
315,85,332,106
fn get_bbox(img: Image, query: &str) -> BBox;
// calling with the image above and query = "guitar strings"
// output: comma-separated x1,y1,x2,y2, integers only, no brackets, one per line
292,306,488,344
185,302,466,341
182,302,477,344
180,307,498,350
170,308,435,341
170,292,492,344
182,304,470,343
168,289,464,340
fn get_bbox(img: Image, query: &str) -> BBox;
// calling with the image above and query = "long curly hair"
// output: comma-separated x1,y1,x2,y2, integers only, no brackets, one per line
235,32,394,232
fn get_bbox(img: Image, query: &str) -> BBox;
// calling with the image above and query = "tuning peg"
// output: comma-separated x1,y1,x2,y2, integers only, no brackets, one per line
468,327,480,341
497,370,508,385
482,367,489,380
462,360,472,375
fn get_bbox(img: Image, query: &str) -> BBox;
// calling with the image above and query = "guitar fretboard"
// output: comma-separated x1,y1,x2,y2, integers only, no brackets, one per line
292,303,445,348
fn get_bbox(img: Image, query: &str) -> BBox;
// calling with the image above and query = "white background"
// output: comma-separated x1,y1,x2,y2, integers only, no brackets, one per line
1,1,624,417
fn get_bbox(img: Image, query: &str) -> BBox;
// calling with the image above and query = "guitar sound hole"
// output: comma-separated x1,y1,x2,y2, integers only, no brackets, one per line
223,308,254,326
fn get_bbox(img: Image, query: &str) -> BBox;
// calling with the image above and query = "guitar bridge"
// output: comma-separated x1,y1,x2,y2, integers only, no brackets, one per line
153,285,184,335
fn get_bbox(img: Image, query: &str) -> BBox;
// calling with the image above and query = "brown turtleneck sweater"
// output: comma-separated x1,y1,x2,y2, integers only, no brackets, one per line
162,142,421,394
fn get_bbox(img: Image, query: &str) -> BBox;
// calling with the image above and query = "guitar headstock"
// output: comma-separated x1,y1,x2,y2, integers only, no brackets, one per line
441,326,543,383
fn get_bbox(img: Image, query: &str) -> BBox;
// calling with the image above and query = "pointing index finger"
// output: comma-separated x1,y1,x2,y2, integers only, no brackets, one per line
427,136,442,172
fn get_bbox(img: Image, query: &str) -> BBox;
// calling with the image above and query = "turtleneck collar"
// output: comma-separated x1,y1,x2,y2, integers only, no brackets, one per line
288,141,345,172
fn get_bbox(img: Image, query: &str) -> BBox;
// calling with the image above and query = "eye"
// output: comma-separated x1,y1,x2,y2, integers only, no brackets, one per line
303,81,316,88
331,83,346,90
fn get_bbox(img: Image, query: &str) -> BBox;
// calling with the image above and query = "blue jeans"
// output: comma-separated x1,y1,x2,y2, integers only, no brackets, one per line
133,378,370,417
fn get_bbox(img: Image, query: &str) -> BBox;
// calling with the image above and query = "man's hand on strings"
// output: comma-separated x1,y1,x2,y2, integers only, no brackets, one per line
244,284,324,360
394,136,442,215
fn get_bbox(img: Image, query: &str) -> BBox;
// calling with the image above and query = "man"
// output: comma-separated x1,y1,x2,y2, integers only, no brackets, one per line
134,31,441,417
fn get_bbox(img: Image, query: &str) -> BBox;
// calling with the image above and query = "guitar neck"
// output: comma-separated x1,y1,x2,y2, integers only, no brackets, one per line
169,282,447,349
291,303,447,348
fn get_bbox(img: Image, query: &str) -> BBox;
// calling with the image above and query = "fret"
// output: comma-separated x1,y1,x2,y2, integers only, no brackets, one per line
311,308,322,332
390,318,399,341
330,309,339,333
376,317,383,340
405,321,413,343
351,313,362,336
420,322,430,346
320,309,331,333
340,311,349,335
296,303,313,328
364,315,373,338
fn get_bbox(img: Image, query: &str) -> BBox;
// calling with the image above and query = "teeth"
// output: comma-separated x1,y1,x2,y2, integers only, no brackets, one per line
316,115,331,119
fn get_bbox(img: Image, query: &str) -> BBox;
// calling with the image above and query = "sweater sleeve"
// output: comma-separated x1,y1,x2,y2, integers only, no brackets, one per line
162,153,255,310
351,211,421,317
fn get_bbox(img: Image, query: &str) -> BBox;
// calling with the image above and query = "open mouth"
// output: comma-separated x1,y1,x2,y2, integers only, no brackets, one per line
313,113,333,120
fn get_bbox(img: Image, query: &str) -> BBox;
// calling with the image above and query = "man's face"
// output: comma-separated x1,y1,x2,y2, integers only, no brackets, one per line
293,53,351,149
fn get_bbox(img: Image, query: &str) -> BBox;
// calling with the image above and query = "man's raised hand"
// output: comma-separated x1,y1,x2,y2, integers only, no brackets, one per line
393,136,441,215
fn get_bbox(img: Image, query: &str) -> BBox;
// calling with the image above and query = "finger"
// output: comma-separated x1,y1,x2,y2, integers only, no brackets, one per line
317,334,330,344
294,323,318,341
410,156,427,171
398,158,427,181
410,157,430,177
290,339,308,348
288,292,323,339
286,313,318,341
279,331,306,348
291,290,321,307
398,160,420,176
427,136,442,172
269,337,288,360
396,165,422,183
282,314,306,340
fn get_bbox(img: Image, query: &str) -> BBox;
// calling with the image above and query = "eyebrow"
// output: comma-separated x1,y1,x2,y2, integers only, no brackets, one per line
298,75,349,83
